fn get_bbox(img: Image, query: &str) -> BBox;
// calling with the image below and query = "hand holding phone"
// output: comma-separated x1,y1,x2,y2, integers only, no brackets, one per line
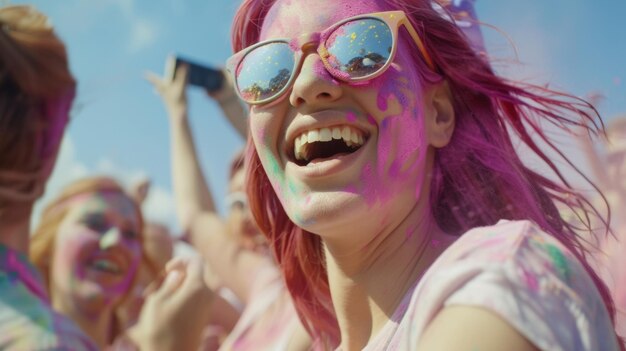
165,54,224,93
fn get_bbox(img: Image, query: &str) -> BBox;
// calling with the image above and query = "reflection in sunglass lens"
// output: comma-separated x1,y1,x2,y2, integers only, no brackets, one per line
236,42,294,103
325,18,392,79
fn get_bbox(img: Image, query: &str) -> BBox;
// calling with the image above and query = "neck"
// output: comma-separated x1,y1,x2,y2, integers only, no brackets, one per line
323,193,454,350
52,293,115,347
0,203,33,254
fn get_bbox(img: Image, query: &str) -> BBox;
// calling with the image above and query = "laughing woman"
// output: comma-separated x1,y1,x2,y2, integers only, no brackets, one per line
228,0,624,350
30,177,143,348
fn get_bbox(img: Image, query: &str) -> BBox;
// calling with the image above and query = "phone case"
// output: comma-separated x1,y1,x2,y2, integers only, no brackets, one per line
164,54,224,92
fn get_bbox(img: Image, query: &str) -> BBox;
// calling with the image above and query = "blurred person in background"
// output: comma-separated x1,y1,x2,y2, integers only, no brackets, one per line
576,93,626,339
146,63,312,350
30,177,144,348
118,179,241,351
0,5,96,350
0,4,226,351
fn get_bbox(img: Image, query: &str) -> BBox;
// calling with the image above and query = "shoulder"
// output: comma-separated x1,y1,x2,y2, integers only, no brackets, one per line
0,280,96,351
0,298,97,350
403,220,620,351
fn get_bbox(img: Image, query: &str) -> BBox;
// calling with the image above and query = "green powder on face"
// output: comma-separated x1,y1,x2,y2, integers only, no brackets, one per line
287,179,298,196
546,244,570,283
267,154,283,181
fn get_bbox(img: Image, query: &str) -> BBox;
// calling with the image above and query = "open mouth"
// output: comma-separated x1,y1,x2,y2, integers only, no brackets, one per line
86,256,124,275
290,125,368,166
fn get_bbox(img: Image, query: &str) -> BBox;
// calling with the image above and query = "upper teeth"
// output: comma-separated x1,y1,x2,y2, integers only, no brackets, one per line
91,259,121,274
294,125,365,162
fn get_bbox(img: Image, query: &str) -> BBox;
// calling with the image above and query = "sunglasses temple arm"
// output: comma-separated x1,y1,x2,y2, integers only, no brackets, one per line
401,20,436,71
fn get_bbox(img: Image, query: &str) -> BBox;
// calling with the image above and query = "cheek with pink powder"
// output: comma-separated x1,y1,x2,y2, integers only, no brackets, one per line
345,70,427,210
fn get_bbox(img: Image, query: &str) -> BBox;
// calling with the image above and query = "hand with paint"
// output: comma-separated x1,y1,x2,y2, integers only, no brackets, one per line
127,256,214,351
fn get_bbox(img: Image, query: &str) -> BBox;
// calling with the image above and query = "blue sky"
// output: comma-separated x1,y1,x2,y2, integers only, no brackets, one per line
17,0,625,233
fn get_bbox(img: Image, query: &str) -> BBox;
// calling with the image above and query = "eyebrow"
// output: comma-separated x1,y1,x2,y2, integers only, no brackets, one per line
80,210,138,231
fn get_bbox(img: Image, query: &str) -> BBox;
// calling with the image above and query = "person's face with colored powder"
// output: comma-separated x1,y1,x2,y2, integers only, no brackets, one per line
50,191,142,313
248,0,449,238
226,168,265,251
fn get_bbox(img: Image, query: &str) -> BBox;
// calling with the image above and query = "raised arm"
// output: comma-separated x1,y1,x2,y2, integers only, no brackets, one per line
208,71,248,139
146,66,267,303
146,65,216,227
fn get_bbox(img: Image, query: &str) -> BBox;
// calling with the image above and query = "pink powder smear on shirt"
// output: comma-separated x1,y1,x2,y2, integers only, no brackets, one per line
522,267,540,293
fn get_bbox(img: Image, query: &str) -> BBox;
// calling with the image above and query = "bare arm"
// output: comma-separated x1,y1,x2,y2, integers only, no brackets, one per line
417,305,540,351
146,65,216,228
208,72,249,139
146,66,266,303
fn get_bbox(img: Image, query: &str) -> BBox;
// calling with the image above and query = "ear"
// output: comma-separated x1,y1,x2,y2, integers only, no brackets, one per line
424,81,455,148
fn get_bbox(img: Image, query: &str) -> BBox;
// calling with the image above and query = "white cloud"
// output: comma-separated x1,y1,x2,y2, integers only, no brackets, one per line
128,18,159,53
108,0,134,18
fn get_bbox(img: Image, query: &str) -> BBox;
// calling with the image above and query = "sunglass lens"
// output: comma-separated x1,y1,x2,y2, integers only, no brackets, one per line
325,18,393,79
236,42,295,103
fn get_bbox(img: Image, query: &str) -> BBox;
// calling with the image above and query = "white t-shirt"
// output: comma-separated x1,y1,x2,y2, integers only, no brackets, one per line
219,259,301,351
362,220,620,351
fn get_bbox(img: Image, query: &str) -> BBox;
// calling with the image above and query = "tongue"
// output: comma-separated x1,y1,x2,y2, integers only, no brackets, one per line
308,152,352,165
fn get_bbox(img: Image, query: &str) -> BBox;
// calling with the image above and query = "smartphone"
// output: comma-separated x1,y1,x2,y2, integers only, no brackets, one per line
165,54,224,92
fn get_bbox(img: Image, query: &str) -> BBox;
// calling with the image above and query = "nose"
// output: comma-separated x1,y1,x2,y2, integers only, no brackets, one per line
289,54,343,108
99,227,122,250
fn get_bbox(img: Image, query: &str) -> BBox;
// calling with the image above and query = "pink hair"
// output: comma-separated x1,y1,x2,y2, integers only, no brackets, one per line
232,0,622,347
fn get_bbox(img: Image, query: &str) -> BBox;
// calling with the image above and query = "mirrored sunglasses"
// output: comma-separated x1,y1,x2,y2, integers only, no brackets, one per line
226,11,435,105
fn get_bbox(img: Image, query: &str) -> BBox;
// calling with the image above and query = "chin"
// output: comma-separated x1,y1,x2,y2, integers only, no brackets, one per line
286,190,369,235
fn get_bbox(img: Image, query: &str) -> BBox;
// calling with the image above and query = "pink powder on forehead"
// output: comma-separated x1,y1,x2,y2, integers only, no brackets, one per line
261,7,301,40
319,0,389,23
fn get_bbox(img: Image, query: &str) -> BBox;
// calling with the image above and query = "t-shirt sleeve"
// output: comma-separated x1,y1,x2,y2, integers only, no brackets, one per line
406,220,620,351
